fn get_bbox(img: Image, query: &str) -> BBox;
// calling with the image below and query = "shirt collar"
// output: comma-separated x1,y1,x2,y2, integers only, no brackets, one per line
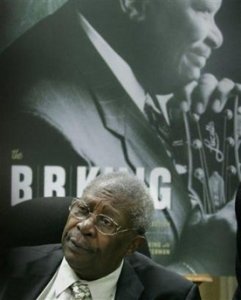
77,12,146,113
83,260,124,300
54,258,79,297
54,258,123,299
156,94,173,125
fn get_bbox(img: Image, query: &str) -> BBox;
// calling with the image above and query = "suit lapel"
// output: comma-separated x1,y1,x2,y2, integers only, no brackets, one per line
115,259,144,300
76,29,127,137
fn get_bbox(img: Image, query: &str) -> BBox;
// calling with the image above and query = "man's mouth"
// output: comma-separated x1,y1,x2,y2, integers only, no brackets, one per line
187,52,207,68
67,236,95,253
188,46,211,67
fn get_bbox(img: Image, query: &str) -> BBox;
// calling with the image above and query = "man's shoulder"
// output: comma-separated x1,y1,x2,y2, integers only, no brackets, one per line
0,245,63,299
125,252,200,299
9,243,61,260
3,244,63,274
127,252,195,288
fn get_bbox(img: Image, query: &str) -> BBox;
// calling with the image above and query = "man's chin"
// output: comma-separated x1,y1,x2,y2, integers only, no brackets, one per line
147,78,185,95
138,66,201,94
179,66,202,85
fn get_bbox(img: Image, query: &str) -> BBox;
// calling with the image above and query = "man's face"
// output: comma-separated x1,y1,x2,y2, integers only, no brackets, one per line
131,0,223,93
62,194,137,280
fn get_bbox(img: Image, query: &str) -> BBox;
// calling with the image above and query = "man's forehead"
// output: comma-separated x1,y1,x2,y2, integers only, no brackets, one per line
82,194,128,220
83,193,123,208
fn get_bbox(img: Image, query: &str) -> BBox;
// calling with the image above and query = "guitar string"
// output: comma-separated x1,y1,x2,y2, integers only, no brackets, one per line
234,95,241,181
195,117,215,213
222,112,228,204
183,110,210,212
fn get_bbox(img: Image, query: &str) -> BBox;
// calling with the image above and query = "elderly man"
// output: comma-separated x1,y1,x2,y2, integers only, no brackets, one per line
0,172,201,299
0,0,239,275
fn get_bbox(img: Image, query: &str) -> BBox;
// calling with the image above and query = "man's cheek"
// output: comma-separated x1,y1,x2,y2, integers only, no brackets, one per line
189,18,208,41
61,228,69,242
62,219,77,239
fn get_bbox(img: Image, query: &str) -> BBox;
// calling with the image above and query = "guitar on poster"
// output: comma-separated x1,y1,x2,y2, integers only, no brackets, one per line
169,93,241,214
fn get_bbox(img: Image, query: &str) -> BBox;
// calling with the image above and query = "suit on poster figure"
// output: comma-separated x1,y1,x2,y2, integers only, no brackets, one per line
0,0,240,275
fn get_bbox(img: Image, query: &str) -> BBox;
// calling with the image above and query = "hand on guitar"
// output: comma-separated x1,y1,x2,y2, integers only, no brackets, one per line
175,73,240,115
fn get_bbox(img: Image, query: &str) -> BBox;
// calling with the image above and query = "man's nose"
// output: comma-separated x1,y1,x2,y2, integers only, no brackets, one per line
76,216,97,236
207,21,223,49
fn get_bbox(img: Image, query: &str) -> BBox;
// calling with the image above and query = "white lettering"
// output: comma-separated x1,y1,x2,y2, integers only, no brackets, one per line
44,166,66,196
11,165,32,206
150,168,171,210
10,166,172,210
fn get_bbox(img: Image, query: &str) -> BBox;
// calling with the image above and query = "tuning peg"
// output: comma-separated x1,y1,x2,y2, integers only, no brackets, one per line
194,168,204,181
227,165,237,175
226,137,235,146
225,109,233,120
191,113,200,122
192,139,202,149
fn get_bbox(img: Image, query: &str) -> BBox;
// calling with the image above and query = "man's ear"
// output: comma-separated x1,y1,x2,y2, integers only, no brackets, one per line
120,0,149,22
126,235,146,255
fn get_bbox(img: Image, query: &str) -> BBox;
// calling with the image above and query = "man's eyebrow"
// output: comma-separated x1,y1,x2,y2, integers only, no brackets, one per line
85,198,122,218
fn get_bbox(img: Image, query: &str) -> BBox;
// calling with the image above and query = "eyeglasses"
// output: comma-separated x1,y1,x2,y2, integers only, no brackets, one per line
69,199,133,236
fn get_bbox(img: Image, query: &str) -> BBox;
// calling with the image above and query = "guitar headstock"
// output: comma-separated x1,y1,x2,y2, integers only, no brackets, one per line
170,94,241,214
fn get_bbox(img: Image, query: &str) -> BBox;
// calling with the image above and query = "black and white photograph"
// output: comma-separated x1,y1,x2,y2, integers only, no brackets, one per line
0,0,240,299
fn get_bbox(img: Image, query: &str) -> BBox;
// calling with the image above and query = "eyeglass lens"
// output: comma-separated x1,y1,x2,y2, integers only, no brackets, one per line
70,201,118,234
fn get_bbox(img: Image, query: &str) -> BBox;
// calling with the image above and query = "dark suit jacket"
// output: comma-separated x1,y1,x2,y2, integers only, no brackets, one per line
0,244,201,300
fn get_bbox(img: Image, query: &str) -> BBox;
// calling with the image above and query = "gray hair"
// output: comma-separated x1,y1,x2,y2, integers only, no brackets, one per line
82,172,154,235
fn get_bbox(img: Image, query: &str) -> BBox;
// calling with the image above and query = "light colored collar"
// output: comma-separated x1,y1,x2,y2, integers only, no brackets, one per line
156,94,173,125
77,12,146,113
55,258,123,300
54,258,79,297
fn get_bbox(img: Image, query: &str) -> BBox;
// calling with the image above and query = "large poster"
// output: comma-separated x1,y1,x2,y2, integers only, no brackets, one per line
0,0,240,276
